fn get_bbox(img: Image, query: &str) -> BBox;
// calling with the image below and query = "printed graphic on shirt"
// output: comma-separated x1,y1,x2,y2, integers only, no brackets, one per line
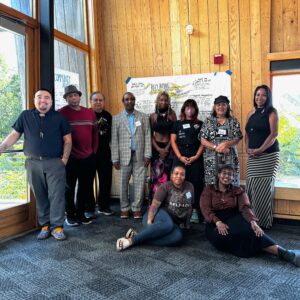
98,117,109,136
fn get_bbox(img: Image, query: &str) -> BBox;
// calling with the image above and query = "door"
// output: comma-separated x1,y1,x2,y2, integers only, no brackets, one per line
0,15,37,239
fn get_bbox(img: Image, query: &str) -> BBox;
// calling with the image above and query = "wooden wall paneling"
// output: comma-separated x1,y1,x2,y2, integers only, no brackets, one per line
169,0,182,75
141,0,154,77
271,0,284,52
282,0,298,51
131,0,144,77
150,0,163,75
207,0,220,73
260,0,271,86
189,0,201,74
125,0,137,87
88,0,101,93
239,153,248,181
228,0,241,124
102,0,117,114
97,0,109,107
218,0,229,72
116,0,130,100
289,201,300,215
239,0,251,178
110,0,123,112
198,0,210,73
160,0,173,75
274,199,290,214
250,0,262,91
179,0,191,75
298,0,300,44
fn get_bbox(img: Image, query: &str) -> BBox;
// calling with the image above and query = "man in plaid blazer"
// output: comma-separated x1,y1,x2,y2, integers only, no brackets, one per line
111,92,151,219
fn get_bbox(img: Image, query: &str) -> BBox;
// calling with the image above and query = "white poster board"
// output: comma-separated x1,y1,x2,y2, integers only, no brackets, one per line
54,68,80,110
126,72,231,120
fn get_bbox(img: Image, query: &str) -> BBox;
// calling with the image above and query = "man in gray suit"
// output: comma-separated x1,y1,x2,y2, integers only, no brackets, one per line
111,92,151,219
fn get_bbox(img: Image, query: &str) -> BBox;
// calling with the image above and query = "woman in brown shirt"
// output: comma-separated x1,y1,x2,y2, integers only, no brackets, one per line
116,166,194,251
200,165,300,267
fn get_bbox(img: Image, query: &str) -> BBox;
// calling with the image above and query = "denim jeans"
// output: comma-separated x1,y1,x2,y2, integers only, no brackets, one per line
133,208,183,246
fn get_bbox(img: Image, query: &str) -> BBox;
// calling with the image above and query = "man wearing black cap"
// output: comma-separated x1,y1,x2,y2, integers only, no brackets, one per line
59,85,98,226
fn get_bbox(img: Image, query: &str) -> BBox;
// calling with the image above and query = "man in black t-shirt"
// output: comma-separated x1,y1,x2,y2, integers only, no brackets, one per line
88,91,114,216
0,89,72,240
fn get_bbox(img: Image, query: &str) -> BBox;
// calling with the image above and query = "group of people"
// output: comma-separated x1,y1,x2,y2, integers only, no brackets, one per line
0,84,299,268
0,85,114,240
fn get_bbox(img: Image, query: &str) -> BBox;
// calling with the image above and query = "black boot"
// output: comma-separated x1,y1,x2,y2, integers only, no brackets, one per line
278,247,300,267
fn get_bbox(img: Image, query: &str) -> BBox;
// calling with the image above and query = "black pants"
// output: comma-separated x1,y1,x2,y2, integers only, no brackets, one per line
173,148,204,211
94,153,112,210
65,155,96,218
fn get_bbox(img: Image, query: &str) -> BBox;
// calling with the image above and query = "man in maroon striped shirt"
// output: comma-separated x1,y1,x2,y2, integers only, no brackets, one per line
59,85,98,226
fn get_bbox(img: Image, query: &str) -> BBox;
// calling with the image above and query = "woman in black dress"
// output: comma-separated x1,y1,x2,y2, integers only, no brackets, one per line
171,99,205,223
200,165,299,267
245,85,280,228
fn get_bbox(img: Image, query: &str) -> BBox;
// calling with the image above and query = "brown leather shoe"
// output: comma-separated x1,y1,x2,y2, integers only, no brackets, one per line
120,211,130,219
133,211,142,219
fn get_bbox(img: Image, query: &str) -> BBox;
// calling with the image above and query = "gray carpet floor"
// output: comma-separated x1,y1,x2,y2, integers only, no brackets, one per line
0,206,299,300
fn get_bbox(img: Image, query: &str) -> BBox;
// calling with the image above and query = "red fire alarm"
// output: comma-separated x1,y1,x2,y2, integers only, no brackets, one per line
214,54,224,64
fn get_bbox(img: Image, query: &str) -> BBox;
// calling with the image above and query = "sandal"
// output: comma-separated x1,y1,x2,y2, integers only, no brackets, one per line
125,228,137,239
116,237,133,251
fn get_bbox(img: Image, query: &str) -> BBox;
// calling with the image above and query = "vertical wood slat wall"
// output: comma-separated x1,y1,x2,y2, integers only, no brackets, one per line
96,0,300,218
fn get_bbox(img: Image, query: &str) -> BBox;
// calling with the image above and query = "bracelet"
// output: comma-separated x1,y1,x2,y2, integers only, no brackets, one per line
216,221,222,226
213,144,217,150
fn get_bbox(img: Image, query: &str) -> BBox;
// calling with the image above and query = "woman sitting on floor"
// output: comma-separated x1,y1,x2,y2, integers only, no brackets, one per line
116,165,193,251
200,164,300,267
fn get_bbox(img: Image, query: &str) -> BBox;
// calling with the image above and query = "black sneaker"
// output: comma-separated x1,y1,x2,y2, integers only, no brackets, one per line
98,208,115,216
78,216,93,225
65,217,80,227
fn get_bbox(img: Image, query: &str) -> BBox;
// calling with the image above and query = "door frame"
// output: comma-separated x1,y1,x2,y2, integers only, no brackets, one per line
0,3,39,240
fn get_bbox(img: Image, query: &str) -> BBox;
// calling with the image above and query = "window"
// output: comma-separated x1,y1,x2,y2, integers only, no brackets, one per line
54,0,86,43
54,0,90,109
54,40,88,109
0,0,33,17
272,73,300,188
0,17,28,209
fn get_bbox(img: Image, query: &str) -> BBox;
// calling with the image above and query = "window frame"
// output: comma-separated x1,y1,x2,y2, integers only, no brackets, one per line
270,71,300,190
53,0,101,103
0,1,39,240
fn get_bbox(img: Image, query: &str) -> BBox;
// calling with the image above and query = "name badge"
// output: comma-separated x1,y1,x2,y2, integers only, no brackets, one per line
183,123,190,129
217,129,227,135
185,191,192,199
135,120,141,127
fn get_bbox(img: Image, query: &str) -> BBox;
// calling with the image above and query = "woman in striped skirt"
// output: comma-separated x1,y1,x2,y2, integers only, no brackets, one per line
245,85,280,229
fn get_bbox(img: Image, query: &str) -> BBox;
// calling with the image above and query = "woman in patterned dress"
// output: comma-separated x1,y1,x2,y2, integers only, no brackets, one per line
200,96,243,186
